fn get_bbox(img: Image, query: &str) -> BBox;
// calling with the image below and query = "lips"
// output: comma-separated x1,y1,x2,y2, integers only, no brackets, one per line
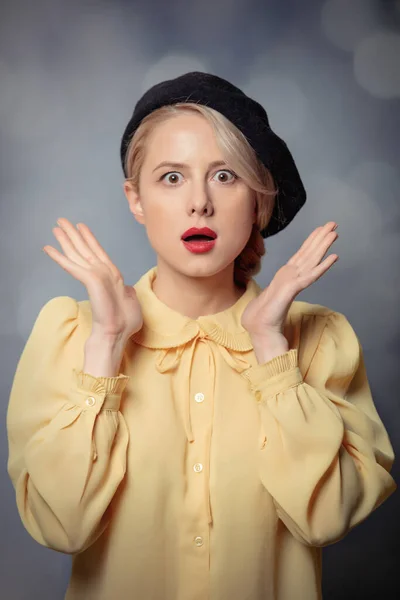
182,236,217,254
181,227,217,240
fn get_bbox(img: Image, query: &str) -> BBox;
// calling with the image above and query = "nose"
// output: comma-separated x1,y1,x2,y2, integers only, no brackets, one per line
188,181,214,216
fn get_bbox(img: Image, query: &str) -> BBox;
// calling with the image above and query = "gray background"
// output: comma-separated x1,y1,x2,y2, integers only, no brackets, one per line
1,0,399,598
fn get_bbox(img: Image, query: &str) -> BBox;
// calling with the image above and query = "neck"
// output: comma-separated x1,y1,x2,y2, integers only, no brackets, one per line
152,260,246,319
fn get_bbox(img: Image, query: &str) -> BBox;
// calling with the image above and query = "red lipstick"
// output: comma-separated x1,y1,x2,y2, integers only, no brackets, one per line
181,227,217,240
181,227,218,254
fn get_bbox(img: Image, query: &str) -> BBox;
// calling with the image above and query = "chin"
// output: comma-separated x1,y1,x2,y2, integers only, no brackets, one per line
172,258,238,280
154,237,247,277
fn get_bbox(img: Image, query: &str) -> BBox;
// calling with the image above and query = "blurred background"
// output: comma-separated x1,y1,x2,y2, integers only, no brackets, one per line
1,0,399,598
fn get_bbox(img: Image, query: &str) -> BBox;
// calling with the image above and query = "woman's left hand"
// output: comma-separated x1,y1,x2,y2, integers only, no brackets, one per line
241,221,339,338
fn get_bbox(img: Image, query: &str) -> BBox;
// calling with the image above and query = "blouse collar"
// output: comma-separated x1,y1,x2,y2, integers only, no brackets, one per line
131,266,263,351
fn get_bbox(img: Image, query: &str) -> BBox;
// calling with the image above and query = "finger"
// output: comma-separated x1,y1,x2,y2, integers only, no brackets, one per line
301,254,339,286
300,230,338,269
288,232,337,270
43,244,91,280
298,222,337,255
293,227,338,270
76,222,122,279
53,227,90,268
56,217,99,264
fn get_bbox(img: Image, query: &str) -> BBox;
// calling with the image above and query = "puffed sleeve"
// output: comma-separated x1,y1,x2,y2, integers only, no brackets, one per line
243,310,397,547
6,296,130,555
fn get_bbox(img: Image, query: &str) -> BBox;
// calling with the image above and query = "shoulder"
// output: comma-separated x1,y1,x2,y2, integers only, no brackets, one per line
289,299,354,330
288,299,338,339
33,296,93,339
288,300,358,363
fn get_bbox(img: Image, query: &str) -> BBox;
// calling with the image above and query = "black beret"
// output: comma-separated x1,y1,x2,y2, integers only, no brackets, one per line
120,71,306,239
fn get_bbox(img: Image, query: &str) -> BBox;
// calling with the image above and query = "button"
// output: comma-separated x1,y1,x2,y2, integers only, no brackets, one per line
194,392,204,403
85,396,96,407
194,536,203,546
193,463,203,472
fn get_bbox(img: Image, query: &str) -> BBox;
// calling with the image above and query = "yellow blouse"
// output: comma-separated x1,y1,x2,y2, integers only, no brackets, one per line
7,266,396,600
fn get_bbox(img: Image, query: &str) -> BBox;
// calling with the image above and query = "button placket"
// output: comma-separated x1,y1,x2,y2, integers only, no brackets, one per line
183,335,213,563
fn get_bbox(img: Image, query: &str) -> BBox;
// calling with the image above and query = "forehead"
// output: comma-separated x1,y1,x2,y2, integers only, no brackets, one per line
145,112,219,156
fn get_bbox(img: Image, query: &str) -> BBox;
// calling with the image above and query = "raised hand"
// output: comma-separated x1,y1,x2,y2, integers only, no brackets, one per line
43,218,143,340
241,221,339,338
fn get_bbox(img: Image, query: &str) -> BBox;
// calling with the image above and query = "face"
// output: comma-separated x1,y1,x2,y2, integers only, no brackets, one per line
124,112,256,281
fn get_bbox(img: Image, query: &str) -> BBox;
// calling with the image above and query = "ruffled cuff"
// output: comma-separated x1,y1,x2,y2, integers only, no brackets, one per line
242,349,303,401
70,368,130,413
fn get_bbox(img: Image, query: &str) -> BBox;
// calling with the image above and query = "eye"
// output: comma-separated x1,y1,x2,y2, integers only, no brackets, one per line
160,172,183,185
159,169,238,185
213,169,237,183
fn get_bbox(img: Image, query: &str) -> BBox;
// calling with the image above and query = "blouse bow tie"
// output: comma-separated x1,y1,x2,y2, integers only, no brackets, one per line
154,327,252,443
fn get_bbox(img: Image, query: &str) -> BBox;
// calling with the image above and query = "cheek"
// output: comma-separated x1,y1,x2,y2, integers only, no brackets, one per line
226,206,256,247
221,219,253,253
143,195,173,224
228,203,255,229
142,202,179,245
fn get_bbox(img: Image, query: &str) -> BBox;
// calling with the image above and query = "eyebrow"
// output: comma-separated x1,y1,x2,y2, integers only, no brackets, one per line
152,160,228,173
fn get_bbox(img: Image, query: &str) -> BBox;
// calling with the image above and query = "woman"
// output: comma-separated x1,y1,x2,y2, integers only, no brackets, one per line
7,72,396,600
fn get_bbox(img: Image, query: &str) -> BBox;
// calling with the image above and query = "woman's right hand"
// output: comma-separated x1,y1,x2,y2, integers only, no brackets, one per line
43,217,143,340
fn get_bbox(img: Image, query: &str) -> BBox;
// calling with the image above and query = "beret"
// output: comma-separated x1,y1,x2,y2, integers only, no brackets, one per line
120,71,306,238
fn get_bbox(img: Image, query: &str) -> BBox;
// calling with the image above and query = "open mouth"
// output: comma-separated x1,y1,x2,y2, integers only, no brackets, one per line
184,234,214,241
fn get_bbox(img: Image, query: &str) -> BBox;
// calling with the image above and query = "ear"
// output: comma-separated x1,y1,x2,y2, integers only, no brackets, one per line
123,181,145,225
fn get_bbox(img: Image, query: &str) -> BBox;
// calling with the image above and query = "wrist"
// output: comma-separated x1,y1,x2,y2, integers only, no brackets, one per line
251,333,289,365
84,332,129,378
87,329,130,349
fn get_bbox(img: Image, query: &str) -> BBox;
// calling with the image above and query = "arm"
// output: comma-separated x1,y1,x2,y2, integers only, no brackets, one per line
243,311,397,547
83,331,128,377
7,296,130,555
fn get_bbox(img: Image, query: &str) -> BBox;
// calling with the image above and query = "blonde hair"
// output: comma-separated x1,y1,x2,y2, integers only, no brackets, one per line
123,102,278,288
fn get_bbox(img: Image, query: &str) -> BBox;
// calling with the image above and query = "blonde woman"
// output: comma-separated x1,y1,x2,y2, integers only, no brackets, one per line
7,72,396,600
